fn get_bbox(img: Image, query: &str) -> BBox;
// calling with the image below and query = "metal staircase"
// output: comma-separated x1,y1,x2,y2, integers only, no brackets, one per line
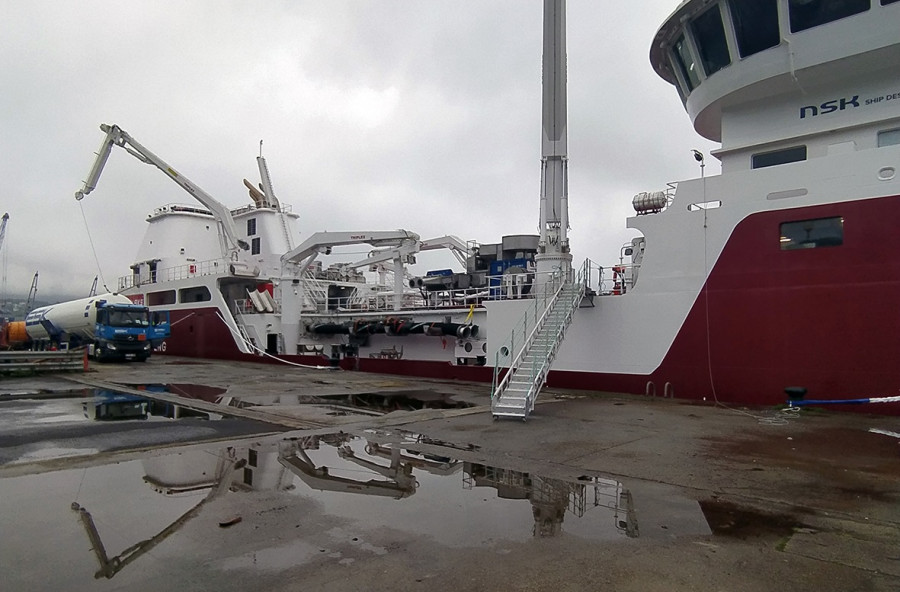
491,263,588,420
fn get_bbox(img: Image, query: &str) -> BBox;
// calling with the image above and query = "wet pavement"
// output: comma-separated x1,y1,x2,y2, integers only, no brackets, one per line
1,356,899,591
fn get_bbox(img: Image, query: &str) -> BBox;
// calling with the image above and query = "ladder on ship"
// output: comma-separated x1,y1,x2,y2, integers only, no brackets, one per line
491,263,587,421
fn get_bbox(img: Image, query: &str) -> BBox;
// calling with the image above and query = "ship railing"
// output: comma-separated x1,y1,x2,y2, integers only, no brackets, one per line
117,258,230,291
146,202,294,219
229,202,294,217
666,181,677,203
594,263,639,296
148,203,215,219
297,270,569,315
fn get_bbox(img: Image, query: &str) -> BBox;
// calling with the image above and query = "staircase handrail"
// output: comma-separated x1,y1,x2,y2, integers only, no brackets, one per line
521,260,589,395
491,259,591,403
491,270,566,399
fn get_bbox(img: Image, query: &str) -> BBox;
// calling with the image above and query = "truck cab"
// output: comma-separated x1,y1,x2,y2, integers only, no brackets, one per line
93,303,170,361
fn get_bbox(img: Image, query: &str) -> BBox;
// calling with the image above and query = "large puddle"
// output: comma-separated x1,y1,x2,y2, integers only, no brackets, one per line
0,387,221,425
1,430,710,589
1,383,475,425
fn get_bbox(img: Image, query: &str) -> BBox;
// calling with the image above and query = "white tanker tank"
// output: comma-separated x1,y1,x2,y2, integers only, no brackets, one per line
24,293,134,341
7,292,171,361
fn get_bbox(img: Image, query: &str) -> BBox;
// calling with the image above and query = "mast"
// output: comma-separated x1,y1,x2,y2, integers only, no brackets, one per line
535,0,573,287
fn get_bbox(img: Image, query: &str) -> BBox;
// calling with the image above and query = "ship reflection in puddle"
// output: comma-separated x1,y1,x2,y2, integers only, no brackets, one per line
126,383,473,416
9,388,221,424
272,434,638,542
87,388,220,421
68,433,642,579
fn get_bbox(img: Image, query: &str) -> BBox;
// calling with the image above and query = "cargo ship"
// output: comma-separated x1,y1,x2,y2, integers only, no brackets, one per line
76,0,900,416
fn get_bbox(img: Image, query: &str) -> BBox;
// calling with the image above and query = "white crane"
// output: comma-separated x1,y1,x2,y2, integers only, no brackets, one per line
75,124,250,261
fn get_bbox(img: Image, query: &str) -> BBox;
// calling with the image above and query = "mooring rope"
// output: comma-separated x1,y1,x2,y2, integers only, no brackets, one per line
78,200,110,293
214,310,335,370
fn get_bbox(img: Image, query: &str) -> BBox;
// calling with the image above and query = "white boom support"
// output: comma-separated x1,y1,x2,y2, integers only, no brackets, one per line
75,124,250,257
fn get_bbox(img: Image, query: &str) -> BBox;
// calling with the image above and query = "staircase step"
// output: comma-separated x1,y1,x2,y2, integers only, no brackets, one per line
495,400,527,410
504,383,530,391
502,392,530,401
493,410,527,419
491,400,528,412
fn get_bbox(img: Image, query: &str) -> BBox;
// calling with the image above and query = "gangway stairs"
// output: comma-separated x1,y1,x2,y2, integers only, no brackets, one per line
491,267,586,420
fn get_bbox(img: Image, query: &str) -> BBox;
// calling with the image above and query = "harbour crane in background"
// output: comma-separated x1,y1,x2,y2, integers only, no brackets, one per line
25,272,38,314
0,213,9,313
0,213,8,254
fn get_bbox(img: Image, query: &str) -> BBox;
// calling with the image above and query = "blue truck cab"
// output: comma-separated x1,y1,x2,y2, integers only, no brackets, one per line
93,303,170,361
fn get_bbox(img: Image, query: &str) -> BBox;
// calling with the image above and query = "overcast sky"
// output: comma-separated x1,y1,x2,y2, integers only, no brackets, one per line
0,0,718,303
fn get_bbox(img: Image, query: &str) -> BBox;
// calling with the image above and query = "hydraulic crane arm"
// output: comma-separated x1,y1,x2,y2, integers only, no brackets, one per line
281,230,421,274
346,234,469,272
75,124,249,254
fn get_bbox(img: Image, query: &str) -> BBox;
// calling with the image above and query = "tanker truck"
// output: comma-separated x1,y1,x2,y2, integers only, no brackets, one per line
0,293,169,362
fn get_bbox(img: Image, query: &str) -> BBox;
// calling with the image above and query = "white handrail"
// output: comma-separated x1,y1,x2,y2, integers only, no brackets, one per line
491,259,590,409
492,271,566,399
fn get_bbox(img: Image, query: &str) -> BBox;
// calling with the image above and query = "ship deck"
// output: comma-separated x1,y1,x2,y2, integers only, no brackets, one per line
1,357,898,591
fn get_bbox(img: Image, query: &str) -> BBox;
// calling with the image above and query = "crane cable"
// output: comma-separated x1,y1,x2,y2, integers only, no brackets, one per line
78,200,111,293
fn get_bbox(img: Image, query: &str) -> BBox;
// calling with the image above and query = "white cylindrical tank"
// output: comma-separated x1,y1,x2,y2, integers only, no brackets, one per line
24,293,133,341
632,191,668,214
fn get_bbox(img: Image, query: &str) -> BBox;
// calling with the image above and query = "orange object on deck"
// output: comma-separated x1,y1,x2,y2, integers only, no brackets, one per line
5,321,28,344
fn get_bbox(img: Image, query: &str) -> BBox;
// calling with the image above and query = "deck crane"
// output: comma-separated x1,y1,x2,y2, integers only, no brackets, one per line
74,124,250,261
341,235,471,292
279,230,421,355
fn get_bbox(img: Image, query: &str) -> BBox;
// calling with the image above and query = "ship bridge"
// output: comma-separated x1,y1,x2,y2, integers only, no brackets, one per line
649,0,900,172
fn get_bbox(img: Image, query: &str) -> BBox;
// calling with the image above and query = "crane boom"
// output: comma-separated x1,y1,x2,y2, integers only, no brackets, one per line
75,124,249,255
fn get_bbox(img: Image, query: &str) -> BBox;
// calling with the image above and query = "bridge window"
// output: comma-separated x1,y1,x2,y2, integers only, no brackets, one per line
247,218,257,236
752,146,807,169
780,217,844,250
147,290,176,306
672,34,700,91
179,286,211,302
878,128,900,147
729,0,781,57
691,5,731,75
251,237,261,255
789,0,871,33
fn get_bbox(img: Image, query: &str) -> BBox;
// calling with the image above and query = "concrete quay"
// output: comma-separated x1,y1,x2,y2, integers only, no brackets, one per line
1,356,898,591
